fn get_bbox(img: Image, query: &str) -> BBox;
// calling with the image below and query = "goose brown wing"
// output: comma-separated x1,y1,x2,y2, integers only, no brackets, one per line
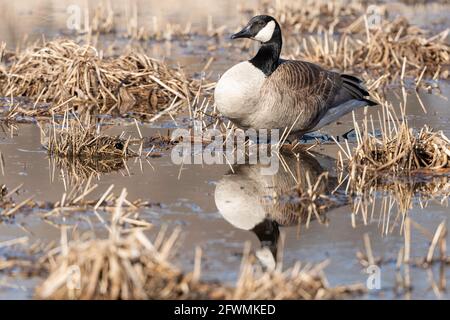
262,60,375,131
261,60,342,130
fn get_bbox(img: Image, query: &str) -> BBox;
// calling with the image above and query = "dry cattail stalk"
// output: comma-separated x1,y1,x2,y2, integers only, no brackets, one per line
1,39,202,116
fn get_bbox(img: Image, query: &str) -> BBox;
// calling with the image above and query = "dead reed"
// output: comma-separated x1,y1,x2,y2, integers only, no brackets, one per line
0,176,154,221
51,156,126,183
35,189,222,299
336,95,450,178
251,0,367,35
1,39,201,116
232,247,365,299
349,174,450,235
293,17,449,85
40,113,138,159
34,188,364,300
0,42,6,88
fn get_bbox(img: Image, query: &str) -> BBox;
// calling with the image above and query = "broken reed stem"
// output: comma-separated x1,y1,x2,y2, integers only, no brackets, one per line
426,221,447,264
363,233,375,266
404,217,411,264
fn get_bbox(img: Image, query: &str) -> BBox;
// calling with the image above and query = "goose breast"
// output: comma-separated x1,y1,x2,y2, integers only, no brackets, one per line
214,61,266,122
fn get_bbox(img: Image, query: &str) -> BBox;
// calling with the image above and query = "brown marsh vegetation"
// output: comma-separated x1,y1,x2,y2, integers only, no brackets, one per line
292,17,449,87
1,0,450,300
0,39,203,117
34,189,365,299
40,113,138,159
336,96,450,177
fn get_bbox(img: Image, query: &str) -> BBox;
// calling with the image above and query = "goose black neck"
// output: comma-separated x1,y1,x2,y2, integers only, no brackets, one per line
249,26,282,76
252,219,280,258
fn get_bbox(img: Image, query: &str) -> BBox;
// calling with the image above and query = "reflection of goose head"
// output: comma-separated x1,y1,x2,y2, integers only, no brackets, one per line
214,151,341,269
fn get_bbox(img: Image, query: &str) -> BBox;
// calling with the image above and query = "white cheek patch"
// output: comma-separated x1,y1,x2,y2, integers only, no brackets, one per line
254,20,275,42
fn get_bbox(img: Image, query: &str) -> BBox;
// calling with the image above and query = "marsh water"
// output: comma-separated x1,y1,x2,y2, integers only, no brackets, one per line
1,0,450,299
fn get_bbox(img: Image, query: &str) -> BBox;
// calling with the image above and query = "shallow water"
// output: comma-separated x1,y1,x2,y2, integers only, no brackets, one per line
1,0,450,300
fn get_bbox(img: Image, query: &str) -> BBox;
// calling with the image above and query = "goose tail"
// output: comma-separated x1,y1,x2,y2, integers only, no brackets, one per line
341,73,377,106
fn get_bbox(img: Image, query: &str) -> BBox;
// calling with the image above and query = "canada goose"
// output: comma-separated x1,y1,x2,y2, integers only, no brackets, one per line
214,151,345,269
214,15,376,139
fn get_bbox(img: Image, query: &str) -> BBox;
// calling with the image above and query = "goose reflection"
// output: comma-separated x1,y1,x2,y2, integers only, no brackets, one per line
214,151,346,270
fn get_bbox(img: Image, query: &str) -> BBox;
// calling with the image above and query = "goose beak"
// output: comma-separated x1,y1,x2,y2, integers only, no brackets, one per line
230,26,252,39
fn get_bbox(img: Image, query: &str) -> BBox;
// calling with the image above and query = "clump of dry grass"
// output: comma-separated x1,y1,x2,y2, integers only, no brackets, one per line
233,246,365,299
51,156,126,183
40,114,138,159
293,17,449,84
353,124,450,173
34,189,364,300
35,189,222,299
1,39,201,115
336,94,450,177
252,0,367,34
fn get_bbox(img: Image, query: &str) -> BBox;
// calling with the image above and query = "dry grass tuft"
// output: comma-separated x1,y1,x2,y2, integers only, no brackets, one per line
35,189,222,299
233,249,365,299
254,0,367,35
1,39,201,115
40,114,138,159
294,17,449,84
342,103,450,175
34,189,364,300
51,156,126,183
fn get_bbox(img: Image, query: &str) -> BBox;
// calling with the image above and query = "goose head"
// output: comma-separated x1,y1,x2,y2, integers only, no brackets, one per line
230,15,283,76
231,15,281,44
